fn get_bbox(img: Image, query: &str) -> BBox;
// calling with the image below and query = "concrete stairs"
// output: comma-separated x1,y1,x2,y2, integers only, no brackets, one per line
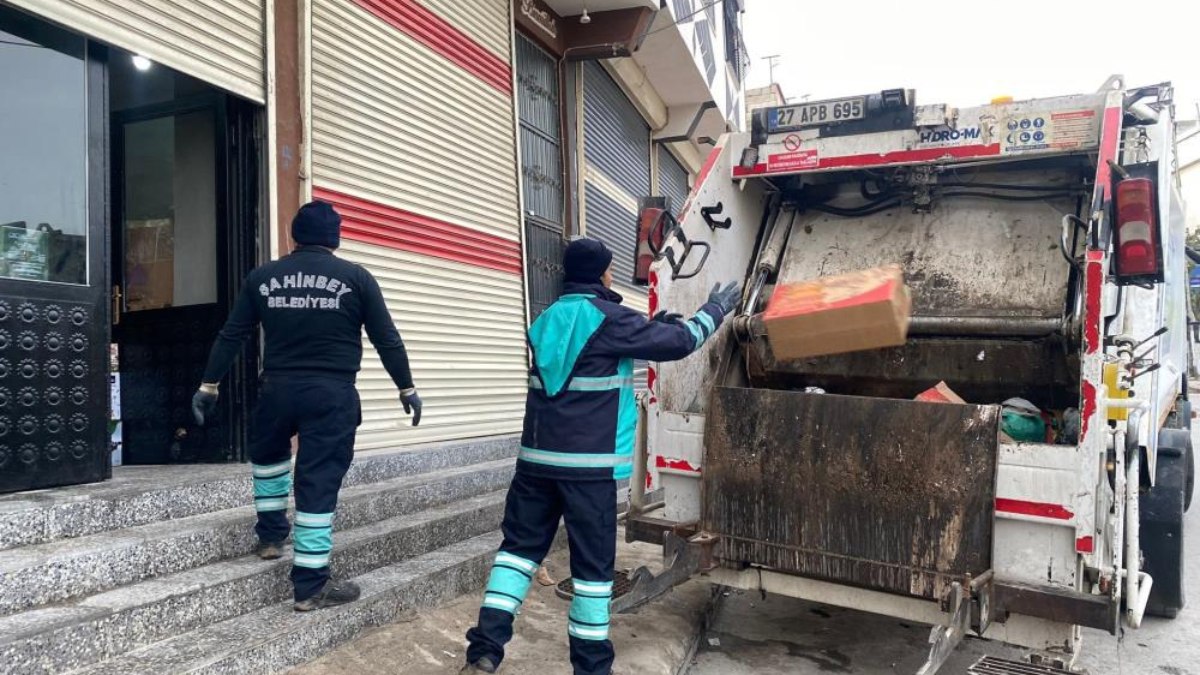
0,438,517,674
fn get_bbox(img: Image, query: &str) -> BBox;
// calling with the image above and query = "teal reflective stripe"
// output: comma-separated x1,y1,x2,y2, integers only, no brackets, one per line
295,511,334,528
519,447,634,469
569,582,612,641
254,497,288,512
253,472,291,498
613,358,636,481
293,552,330,569
528,296,607,396
294,510,333,570
685,320,704,350
694,310,716,337
495,551,538,574
529,375,633,392
251,459,292,478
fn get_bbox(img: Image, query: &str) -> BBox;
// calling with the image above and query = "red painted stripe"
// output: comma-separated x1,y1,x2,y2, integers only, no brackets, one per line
1084,254,1104,355
1076,535,1094,554
352,0,512,96
679,144,724,217
733,143,1002,178
1081,380,1097,439
995,498,1074,520
655,456,701,473
314,187,522,275
1093,106,1123,202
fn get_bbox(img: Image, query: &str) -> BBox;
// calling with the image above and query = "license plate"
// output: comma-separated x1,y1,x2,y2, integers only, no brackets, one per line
769,97,866,132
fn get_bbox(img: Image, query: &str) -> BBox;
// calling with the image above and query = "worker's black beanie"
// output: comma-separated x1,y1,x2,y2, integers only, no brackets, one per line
292,201,341,249
563,237,614,284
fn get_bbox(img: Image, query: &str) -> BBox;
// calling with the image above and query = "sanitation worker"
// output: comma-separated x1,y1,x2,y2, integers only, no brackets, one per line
461,237,740,674
191,201,422,611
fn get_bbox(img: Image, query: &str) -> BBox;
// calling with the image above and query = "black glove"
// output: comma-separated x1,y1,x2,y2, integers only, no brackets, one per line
651,310,683,325
400,389,423,427
192,388,219,426
707,281,742,316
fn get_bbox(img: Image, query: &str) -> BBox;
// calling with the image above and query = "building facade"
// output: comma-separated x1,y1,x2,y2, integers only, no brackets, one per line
0,0,746,493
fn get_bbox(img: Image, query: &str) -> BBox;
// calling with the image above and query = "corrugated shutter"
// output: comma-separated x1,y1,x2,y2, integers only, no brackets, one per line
7,0,265,102
582,61,649,308
419,0,509,61
312,0,526,447
658,145,690,214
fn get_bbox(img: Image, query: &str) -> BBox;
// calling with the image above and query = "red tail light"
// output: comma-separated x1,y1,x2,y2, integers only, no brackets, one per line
1114,177,1162,282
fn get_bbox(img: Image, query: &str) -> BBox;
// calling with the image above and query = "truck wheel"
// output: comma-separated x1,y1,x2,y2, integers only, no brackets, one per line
1168,399,1194,512
1142,429,1188,619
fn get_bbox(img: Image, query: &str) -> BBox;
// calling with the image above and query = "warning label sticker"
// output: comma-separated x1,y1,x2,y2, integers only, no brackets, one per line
1002,109,1099,154
767,149,819,172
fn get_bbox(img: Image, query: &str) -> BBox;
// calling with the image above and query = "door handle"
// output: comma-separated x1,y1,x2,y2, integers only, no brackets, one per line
112,285,122,325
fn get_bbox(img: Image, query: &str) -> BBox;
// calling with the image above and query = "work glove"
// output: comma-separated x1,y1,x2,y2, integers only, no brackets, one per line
651,310,684,325
707,281,742,317
400,388,423,427
192,385,219,426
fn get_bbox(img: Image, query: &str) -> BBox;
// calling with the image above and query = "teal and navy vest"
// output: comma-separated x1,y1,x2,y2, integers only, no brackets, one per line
517,282,724,482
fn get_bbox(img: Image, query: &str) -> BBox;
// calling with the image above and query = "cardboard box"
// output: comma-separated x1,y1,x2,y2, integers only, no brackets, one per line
915,381,966,404
763,264,911,360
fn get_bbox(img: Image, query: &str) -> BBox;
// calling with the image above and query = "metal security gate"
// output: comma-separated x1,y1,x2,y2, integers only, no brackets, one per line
517,34,564,321
5,0,266,102
582,61,649,308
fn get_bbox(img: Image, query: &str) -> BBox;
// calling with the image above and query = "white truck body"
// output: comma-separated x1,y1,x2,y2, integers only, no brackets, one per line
626,78,1191,670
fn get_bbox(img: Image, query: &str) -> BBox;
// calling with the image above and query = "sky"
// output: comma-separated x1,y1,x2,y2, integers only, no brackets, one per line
741,0,1199,120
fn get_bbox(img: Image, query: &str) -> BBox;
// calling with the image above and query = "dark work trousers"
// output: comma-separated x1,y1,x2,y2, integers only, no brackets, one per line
248,374,360,601
465,471,618,675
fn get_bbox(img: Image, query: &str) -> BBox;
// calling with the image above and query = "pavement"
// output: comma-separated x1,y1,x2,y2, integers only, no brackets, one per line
290,535,714,675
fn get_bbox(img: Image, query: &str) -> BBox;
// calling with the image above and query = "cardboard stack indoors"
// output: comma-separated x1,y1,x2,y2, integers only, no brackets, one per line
763,264,912,360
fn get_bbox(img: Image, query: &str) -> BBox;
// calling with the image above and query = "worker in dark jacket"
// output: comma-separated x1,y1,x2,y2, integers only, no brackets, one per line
192,201,422,611
461,238,740,675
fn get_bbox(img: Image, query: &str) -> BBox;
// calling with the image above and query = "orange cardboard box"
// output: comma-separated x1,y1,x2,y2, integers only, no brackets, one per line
763,264,911,360
915,381,966,404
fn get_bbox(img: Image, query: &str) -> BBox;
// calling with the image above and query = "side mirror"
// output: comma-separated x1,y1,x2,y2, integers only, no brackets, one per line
634,197,670,286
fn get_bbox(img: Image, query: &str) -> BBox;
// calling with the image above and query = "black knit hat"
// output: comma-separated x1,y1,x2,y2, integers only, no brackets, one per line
292,201,341,249
563,237,613,284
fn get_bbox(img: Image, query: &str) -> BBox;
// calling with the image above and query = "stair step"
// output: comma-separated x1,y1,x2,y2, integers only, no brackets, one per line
0,491,505,675
0,458,514,616
66,532,502,675
0,437,517,551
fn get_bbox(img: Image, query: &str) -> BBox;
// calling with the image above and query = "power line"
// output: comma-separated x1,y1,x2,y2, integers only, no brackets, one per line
644,0,728,39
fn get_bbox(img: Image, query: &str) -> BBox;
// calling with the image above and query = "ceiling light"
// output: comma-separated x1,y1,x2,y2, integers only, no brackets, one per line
580,8,591,24
131,55,152,72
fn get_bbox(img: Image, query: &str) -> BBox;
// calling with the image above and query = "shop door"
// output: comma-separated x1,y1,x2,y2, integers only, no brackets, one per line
111,96,255,464
0,10,110,493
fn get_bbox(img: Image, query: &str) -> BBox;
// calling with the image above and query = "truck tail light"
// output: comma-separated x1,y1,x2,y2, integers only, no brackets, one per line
1114,177,1162,283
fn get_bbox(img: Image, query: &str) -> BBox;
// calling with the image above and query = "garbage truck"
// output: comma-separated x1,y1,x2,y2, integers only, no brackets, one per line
618,77,1192,673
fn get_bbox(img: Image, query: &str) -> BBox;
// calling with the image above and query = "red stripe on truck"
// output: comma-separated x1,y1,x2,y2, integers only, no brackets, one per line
655,456,701,473
733,143,1002,178
994,498,1074,520
1076,536,1095,553
353,0,513,95
314,187,523,275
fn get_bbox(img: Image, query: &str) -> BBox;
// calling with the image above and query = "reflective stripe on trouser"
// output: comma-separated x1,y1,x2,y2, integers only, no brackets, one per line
465,472,617,675
481,551,538,614
252,459,292,513
249,375,359,601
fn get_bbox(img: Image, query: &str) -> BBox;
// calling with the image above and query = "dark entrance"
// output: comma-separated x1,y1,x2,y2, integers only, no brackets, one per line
0,8,110,493
110,58,261,465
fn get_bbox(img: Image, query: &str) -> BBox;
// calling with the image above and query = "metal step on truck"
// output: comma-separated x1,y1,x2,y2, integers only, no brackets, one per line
617,77,1193,673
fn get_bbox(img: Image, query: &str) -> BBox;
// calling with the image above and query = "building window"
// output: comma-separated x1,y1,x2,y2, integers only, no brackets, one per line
0,8,88,285
723,0,747,85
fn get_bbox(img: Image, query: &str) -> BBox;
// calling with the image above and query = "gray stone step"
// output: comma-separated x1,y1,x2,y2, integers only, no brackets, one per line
0,436,517,551
0,457,514,616
0,491,506,675
66,532,501,675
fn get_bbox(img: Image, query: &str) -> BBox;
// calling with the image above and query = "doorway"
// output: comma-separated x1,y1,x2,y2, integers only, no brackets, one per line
110,55,261,465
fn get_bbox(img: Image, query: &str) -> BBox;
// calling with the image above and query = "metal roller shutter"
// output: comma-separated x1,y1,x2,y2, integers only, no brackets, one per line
658,145,691,214
7,0,265,102
312,0,526,447
582,61,649,306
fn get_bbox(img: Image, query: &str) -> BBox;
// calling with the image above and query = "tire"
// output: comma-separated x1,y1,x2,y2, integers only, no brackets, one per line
1142,429,1188,619
1168,399,1194,512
